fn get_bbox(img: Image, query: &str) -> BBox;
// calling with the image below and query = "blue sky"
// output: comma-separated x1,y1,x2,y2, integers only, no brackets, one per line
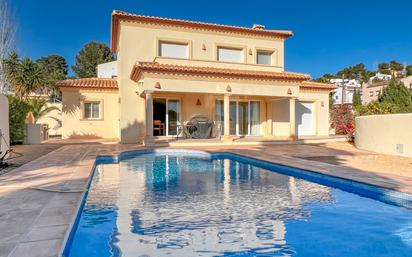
11,0,412,78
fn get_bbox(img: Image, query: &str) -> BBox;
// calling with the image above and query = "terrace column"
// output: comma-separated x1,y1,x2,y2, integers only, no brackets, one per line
145,91,153,138
223,94,231,140
289,97,297,140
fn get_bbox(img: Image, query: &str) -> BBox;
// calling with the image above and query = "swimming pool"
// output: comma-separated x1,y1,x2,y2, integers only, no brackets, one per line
63,150,412,257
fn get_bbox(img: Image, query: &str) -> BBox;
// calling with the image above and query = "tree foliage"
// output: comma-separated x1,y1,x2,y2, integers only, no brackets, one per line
4,52,47,98
26,97,60,122
352,89,362,107
0,0,15,94
330,104,355,140
8,95,30,143
355,101,395,116
406,65,412,76
378,78,412,113
314,73,335,83
378,62,391,75
72,41,113,78
336,63,373,83
390,60,404,71
36,55,68,90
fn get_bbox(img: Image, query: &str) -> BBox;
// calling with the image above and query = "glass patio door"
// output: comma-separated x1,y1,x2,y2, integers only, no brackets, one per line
153,98,180,136
249,101,260,136
215,100,261,136
238,102,249,135
166,99,180,136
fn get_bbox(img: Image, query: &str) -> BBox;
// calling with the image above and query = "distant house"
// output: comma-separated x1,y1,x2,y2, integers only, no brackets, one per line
57,10,335,143
368,72,392,83
329,79,362,105
362,76,412,104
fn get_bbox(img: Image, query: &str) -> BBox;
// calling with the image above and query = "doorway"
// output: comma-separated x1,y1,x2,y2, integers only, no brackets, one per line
153,98,181,136
225,101,260,136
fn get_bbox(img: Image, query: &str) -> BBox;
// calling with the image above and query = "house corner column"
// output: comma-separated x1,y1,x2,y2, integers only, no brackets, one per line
223,94,231,141
289,97,297,140
145,91,154,142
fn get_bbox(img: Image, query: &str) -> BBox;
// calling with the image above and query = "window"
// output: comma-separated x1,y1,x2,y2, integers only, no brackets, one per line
376,90,380,95
84,102,100,119
256,50,273,65
369,91,374,97
158,41,188,58
217,47,243,63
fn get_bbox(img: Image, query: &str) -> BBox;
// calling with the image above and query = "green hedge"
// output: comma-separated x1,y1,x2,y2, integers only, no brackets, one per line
8,95,30,144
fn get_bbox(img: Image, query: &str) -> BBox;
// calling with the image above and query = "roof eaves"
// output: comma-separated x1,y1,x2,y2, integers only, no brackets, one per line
111,10,293,52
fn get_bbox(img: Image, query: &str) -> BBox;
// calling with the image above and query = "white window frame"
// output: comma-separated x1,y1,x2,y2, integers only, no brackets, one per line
83,101,101,120
216,46,244,63
158,41,189,59
256,50,274,65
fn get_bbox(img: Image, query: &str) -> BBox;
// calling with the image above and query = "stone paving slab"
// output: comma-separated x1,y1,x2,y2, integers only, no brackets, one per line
0,142,411,257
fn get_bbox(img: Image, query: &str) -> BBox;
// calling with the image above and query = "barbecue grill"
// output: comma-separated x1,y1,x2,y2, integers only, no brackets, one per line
186,116,213,139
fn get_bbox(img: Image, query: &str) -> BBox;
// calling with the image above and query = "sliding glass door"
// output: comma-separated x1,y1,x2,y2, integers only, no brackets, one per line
216,100,261,136
153,98,180,136
167,99,180,136
238,102,249,135
250,101,260,136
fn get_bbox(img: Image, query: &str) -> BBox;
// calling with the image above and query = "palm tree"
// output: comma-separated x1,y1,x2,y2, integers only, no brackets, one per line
4,52,47,99
26,97,60,123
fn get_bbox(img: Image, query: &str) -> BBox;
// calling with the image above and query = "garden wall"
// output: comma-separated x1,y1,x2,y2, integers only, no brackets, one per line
355,113,412,157
0,95,10,154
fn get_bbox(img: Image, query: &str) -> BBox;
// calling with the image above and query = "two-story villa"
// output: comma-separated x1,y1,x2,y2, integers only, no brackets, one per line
57,10,335,144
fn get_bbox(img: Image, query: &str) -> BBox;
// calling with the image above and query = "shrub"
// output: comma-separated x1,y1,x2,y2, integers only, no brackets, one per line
378,78,412,113
8,95,30,144
330,104,355,140
354,101,395,116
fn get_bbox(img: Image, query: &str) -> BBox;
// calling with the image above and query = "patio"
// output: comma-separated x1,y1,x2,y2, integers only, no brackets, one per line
0,142,412,257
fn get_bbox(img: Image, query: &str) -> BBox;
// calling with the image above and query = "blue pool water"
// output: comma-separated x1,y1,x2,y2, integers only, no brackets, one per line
65,151,412,257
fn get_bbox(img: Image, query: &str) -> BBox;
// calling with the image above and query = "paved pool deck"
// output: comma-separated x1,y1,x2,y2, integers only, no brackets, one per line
0,142,411,257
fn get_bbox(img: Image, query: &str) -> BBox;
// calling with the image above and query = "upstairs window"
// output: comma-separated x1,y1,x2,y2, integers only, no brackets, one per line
217,47,243,63
84,102,101,119
159,41,188,59
256,50,273,65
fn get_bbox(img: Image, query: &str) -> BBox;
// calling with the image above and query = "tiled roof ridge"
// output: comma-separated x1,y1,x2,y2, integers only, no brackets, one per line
131,62,310,82
56,77,118,89
300,81,336,90
111,10,293,52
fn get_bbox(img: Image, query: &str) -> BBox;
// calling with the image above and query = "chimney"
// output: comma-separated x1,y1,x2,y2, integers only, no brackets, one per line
252,24,265,30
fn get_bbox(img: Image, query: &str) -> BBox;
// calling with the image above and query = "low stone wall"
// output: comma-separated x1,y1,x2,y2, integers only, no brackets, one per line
0,95,10,153
355,113,412,157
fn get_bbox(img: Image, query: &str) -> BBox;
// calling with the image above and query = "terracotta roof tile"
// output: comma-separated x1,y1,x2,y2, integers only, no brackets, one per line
366,81,389,88
111,10,293,52
130,62,310,82
56,78,118,90
300,81,336,90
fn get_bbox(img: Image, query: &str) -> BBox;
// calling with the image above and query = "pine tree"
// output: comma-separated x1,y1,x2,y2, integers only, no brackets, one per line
378,78,412,113
352,89,362,107
72,41,114,78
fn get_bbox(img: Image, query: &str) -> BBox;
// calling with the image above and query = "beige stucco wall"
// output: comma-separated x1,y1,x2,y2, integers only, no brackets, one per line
355,114,412,157
114,19,332,143
298,89,330,136
0,95,9,153
272,99,290,137
36,103,62,136
270,90,330,137
116,20,287,143
61,88,119,139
